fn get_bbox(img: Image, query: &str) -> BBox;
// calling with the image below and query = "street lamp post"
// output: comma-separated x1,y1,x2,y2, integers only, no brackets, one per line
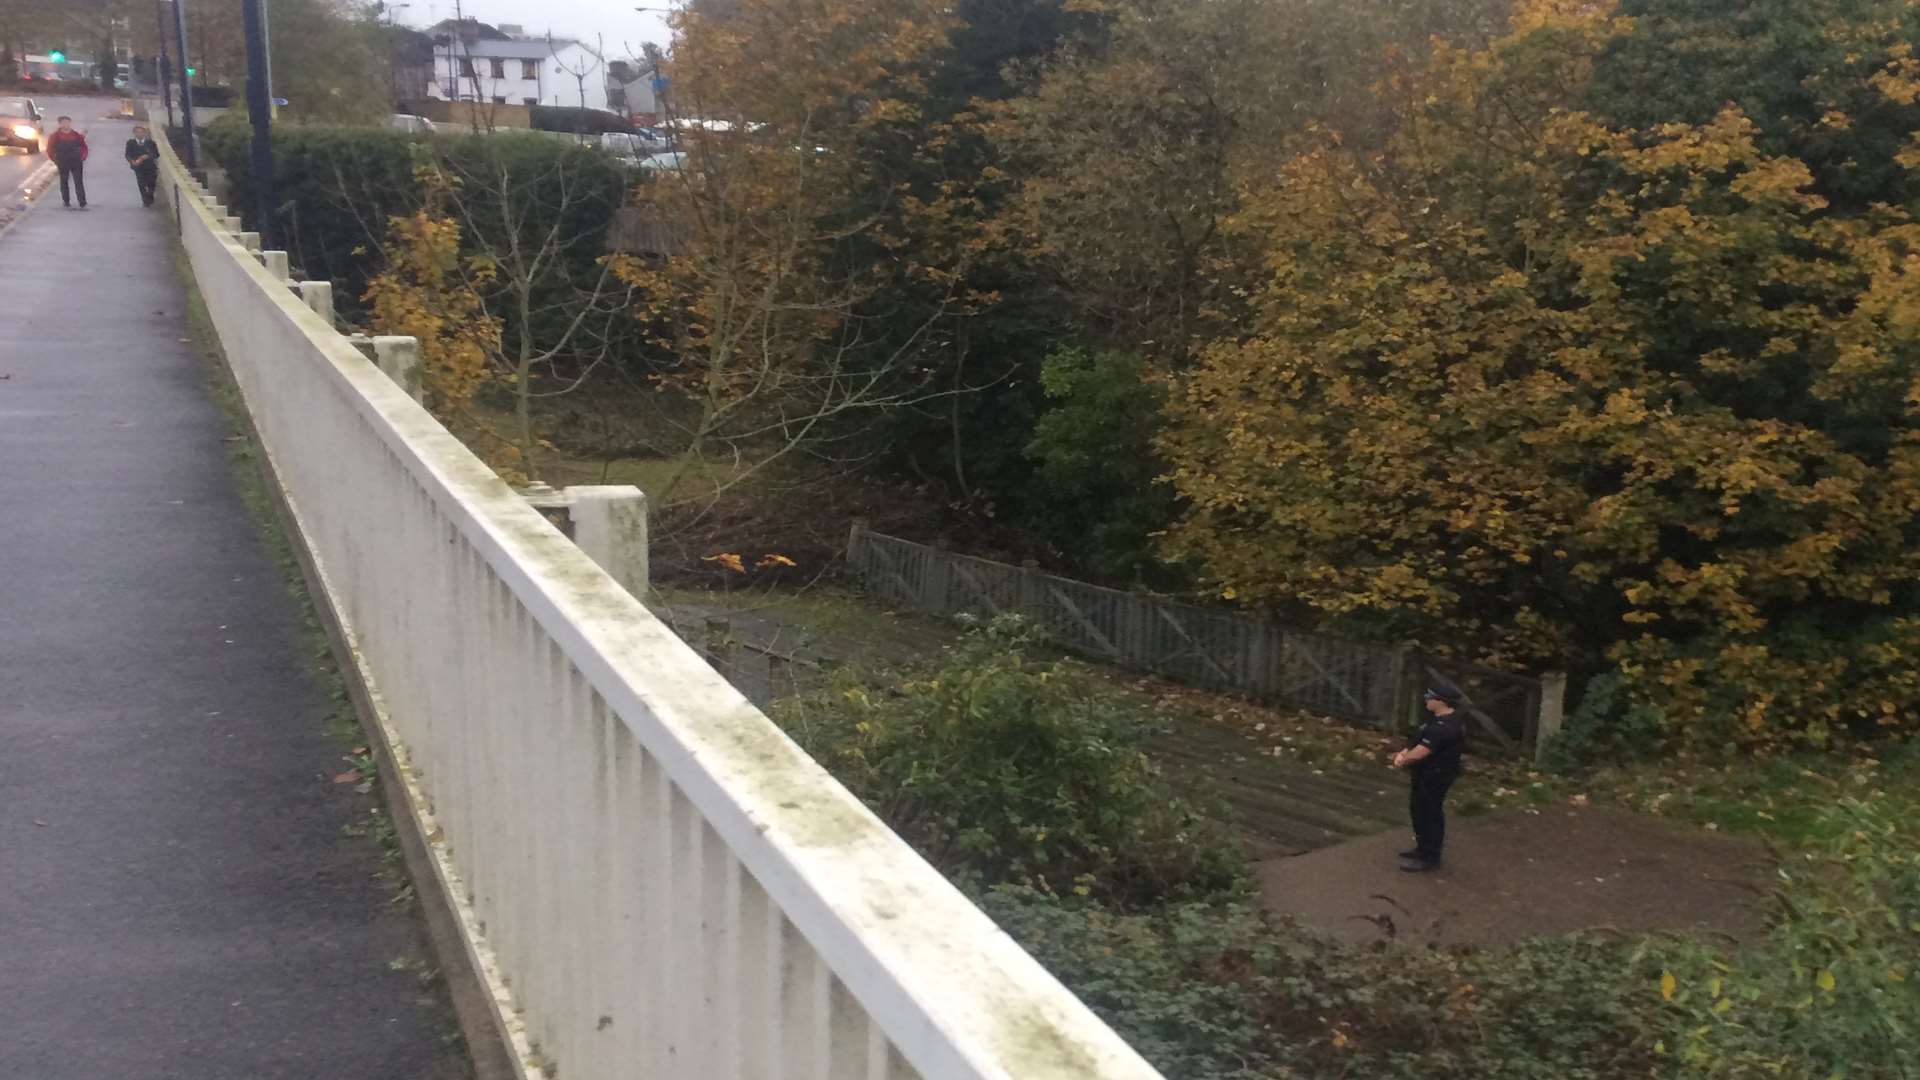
170,0,198,171
242,0,278,249
155,0,176,129
383,3,411,106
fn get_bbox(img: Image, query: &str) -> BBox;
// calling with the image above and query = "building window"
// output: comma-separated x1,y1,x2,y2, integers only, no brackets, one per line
492,96,507,105
522,60,538,80
458,57,475,78
490,58,506,79
523,97,538,107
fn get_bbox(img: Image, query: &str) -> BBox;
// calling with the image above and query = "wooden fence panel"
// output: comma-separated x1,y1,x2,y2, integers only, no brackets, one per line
846,529,1553,754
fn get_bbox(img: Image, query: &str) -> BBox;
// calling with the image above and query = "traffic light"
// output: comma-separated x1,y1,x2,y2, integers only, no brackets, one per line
185,66,196,76
48,50,66,64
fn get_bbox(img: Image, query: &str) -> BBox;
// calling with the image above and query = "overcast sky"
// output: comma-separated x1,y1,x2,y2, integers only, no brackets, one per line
396,0,675,56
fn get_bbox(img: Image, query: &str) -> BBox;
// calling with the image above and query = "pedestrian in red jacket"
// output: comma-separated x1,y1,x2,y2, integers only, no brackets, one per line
47,117,88,210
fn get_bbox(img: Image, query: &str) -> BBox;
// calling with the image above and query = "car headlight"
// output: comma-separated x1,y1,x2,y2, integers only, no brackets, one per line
12,125,36,140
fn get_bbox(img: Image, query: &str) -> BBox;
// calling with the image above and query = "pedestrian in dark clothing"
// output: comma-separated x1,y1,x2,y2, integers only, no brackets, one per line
1393,685,1466,872
47,116,88,210
126,125,160,208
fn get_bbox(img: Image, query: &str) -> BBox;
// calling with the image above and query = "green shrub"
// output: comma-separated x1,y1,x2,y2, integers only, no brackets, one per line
1023,347,1182,585
1541,673,1669,772
982,887,1664,1080
774,617,1243,902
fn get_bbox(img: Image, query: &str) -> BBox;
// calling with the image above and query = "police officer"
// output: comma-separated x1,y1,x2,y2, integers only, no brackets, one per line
1392,685,1466,872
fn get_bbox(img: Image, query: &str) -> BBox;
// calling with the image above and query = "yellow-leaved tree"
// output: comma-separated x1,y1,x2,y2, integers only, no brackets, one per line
613,0,991,521
1160,0,1920,749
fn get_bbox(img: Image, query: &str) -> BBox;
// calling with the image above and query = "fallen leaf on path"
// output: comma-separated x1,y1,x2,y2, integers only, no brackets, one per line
32,819,47,827
333,770,361,784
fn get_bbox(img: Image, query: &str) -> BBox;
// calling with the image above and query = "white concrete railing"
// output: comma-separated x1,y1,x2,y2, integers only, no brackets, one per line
155,142,1163,1080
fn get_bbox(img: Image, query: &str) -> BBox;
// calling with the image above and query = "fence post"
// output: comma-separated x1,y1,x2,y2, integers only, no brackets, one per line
296,280,335,330
239,230,261,252
703,616,733,678
1532,671,1568,764
923,538,953,615
845,517,869,591
1380,645,1410,731
370,336,425,403
734,650,773,712
259,249,289,281
565,485,649,600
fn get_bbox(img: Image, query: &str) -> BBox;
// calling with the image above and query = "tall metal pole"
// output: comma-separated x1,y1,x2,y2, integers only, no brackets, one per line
156,2,176,129
170,0,197,171
242,0,277,249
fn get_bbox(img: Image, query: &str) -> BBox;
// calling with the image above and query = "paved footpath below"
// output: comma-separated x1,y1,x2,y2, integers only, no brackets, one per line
0,115,467,1079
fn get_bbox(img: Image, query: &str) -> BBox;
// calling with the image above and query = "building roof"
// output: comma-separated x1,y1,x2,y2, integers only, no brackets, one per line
438,37,576,60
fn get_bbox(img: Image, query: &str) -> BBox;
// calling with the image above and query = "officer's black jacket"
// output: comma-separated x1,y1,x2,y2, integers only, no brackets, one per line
1407,710,1466,775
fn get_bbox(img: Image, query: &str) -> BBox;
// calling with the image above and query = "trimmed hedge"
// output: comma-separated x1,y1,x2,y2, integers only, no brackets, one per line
202,114,628,319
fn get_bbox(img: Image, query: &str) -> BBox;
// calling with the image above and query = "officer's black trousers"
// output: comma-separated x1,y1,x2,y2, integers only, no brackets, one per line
1409,768,1457,863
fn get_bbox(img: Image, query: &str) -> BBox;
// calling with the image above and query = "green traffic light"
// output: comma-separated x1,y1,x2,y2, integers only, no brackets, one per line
48,50,66,64
185,67,196,76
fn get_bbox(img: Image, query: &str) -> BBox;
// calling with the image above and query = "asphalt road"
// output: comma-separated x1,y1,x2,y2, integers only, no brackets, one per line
0,108,468,1078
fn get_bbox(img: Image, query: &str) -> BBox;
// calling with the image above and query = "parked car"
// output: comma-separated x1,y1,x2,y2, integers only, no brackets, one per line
387,113,437,135
598,129,672,162
638,151,687,171
0,98,43,153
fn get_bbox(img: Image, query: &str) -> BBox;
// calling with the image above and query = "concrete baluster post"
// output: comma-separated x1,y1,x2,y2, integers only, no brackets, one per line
259,250,290,281
296,280,335,330
1532,671,1569,764
371,336,425,403
225,214,243,233
239,231,261,251
565,485,648,599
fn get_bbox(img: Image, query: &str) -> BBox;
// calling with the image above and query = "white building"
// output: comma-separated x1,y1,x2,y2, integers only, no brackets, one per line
426,19,631,117
427,20,560,107
542,40,612,113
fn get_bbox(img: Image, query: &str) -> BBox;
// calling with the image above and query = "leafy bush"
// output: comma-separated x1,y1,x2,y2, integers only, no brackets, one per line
983,887,1664,1080
774,617,1243,902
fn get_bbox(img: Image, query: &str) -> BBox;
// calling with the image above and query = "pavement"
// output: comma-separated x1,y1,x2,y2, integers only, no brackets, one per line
0,105,468,1079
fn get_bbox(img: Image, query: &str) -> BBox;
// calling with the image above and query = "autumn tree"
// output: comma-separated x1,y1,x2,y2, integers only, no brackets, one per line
991,0,1513,358
1589,0,1920,214
1160,0,1920,749
614,0,985,517
365,140,631,478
